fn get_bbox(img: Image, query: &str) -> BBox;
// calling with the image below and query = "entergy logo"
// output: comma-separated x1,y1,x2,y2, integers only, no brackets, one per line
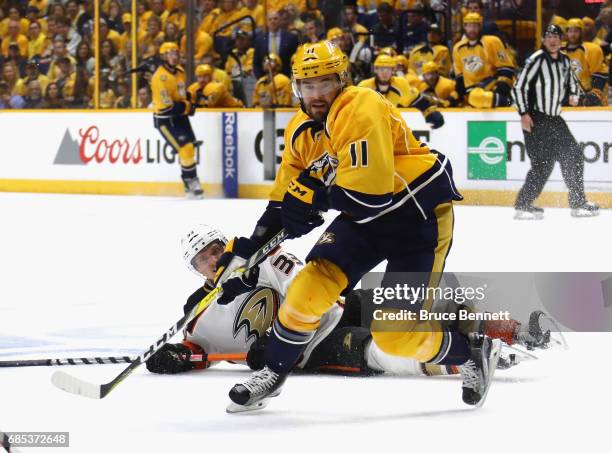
467,121,507,180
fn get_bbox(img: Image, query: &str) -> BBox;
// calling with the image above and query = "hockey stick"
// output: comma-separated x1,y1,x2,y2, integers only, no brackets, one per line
51,229,287,399
0,353,247,368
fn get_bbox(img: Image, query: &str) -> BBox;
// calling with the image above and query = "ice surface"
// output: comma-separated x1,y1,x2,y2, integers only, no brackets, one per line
0,193,610,453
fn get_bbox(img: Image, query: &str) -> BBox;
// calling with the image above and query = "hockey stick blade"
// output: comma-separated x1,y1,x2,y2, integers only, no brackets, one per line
51,229,287,399
51,287,221,399
51,370,103,399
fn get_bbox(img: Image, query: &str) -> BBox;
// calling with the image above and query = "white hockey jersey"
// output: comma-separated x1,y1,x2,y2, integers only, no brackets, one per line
184,248,303,358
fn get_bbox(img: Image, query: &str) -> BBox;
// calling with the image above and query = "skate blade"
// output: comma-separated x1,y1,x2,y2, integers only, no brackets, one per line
513,211,544,220
226,397,272,414
570,209,599,218
475,339,502,409
186,193,204,200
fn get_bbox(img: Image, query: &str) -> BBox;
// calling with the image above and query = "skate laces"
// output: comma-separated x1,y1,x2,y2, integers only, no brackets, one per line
242,367,278,395
459,359,479,390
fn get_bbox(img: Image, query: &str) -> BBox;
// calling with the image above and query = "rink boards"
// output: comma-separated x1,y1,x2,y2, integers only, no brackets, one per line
0,107,610,207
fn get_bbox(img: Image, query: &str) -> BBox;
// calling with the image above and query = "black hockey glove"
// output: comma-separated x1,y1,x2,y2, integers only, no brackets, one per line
218,266,260,305
425,110,444,129
146,343,200,374
214,237,259,286
186,100,197,116
246,332,269,370
281,171,329,238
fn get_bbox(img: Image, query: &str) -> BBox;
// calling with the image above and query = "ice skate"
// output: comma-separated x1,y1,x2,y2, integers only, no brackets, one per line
570,201,599,218
497,344,538,369
182,176,204,199
515,310,567,350
459,334,502,407
513,205,544,220
227,366,286,413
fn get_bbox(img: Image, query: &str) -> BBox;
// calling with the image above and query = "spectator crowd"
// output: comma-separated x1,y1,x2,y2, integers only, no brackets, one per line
0,0,610,110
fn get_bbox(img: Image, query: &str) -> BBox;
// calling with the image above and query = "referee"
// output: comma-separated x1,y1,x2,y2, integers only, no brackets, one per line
512,24,599,219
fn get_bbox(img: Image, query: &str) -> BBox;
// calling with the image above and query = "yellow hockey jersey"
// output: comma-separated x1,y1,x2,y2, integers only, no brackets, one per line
269,86,455,222
225,48,255,77
563,42,608,92
358,76,419,108
409,44,452,77
187,81,243,108
452,35,515,89
151,63,188,115
417,76,459,107
252,73,293,107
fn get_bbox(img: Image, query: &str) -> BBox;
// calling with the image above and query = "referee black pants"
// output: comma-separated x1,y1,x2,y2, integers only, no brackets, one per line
515,112,587,209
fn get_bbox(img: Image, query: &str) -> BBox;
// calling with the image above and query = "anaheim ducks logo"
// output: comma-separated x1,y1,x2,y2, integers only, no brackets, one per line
233,288,279,342
463,55,483,73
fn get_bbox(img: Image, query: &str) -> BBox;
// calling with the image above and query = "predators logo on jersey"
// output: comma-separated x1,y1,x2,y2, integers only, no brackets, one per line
570,59,583,76
316,232,336,245
308,152,339,186
233,288,280,342
462,55,484,73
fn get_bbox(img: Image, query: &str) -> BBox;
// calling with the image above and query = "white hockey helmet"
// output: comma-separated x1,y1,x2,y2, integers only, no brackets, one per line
181,224,228,276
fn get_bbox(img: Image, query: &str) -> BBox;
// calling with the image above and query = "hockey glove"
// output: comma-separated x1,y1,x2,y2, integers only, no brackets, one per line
218,266,260,305
246,332,268,370
214,237,259,286
425,110,444,129
186,100,197,116
281,171,329,238
583,89,604,106
146,342,208,374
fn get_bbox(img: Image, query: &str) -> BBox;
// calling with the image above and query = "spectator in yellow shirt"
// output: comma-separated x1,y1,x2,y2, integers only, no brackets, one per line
139,16,165,58
239,0,265,31
28,0,49,19
188,64,244,107
47,37,77,82
199,0,219,35
23,59,50,93
0,6,30,37
25,6,47,34
2,61,27,96
180,18,213,62
2,20,29,58
210,0,243,38
27,21,51,59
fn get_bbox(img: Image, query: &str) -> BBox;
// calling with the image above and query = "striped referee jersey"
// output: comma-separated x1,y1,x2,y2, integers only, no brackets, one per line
512,49,579,116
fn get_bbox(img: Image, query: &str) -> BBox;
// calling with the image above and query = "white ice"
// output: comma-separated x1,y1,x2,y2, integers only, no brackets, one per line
0,192,610,453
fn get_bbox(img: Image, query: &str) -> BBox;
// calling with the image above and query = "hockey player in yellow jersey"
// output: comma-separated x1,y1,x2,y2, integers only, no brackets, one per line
252,53,294,107
563,18,608,106
219,41,502,413
418,61,460,107
358,54,444,128
151,42,203,199
453,13,515,108
187,64,244,107
408,24,451,77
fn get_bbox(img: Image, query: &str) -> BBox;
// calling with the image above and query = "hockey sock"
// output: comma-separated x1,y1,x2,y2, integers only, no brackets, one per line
427,328,471,365
181,163,198,180
265,318,314,375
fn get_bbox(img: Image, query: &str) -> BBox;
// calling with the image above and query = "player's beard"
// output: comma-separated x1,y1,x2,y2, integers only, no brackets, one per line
303,100,330,122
